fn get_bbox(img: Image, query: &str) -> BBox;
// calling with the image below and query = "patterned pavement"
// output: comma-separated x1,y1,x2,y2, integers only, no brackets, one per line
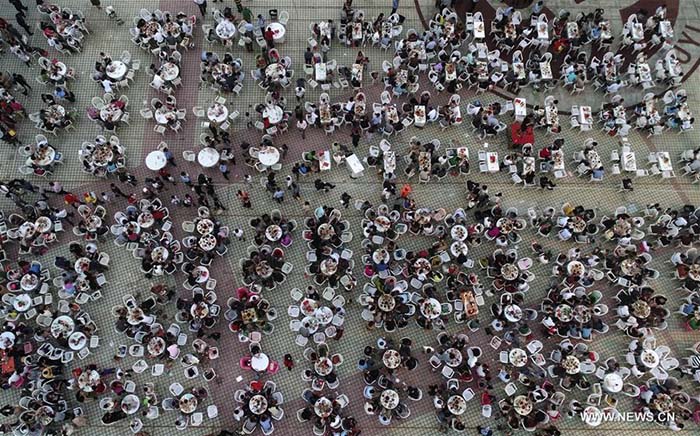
2,1,700,435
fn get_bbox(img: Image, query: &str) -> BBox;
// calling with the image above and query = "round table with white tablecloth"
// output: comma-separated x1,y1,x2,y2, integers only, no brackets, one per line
157,62,178,81
145,150,167,170
251,353,270,372
262,105,283,124
265,63,286,82
106,61,127,80
198,234,217,251
268,22,286,42
207,103,228,124
257,147,280,166
100,104,123,123
154,107,176,125
68,331,87,350
12,294,31,312
197,147,220,168
216,20,237,39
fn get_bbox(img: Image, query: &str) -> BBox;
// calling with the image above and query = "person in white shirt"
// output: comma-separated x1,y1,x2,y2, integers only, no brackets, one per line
193,0,207,17
101,79,113,93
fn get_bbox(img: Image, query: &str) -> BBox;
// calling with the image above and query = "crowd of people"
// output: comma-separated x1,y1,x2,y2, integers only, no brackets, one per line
2,1,700,436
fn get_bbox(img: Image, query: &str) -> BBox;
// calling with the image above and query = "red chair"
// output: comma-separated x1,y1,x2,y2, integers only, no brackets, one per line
267,361,280,375
239,357,252,370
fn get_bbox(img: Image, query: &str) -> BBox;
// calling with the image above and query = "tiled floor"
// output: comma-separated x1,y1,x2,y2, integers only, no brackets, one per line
2,0,700,435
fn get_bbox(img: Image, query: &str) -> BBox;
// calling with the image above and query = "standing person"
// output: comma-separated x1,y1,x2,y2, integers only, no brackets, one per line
233,228,245,241
272,187,285,203
236,190,251,208
110,183,128,198
621,178,633,192
290,182,301,200
314,179,335,192
180,172,193,187
218,162,230,180
391,0,399,14
11,73,31,95
351,124,361,147
283,354,294,371
9,0,28,13
340,192,352,208
15,12,32,35
162,147,176,167
193,0,207,17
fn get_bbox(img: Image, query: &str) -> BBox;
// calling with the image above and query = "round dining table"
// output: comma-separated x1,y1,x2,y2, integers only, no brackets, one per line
447,395,467,415
68,331,87,350
420,298,442,319
382,349,401,369
216,20,237,39
251,353,270,372
248,395,268,415
513,395,533,416
268,22,286,42
314,397,333,418
20,274,39,291
121,394,141,414
197,147,220,168
380,389,399,410
262,105,284,124
151,246,169,262
160,62,180,81
51,315,75,338
265,63,286,82
315,357,334,376
106,61,128,80
179,393,198,414
207,103,229,123
443,348,463,367
603,373,623,392
12,294,32,312
258,147,280,166
377,294,396,312
145,150,167,170
265,225,282,241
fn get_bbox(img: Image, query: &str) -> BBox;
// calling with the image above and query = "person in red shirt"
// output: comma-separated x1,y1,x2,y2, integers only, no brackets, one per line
152,209,165,221
63,192,79,207
283,354,294,371
263,27,275,48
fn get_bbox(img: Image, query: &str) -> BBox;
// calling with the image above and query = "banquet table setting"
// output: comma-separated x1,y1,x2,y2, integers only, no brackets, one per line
249,211,296,247
111,198,171,249
181,207,231,263
240,244,288,291
233,379,284,433
5,211,63,255
30,102,76,135
226,287,277,337
304,206,354,287
87,94,129,132
130,8,195,52
79,134,127,178
289,286,345,345
201,51,244,92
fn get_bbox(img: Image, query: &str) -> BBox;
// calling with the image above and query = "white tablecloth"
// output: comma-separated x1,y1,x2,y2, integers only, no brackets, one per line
106,61,127,80
268,23,286,42
198,147,220,168
145,150,167,170
263,105,283,124
216,20,237,39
